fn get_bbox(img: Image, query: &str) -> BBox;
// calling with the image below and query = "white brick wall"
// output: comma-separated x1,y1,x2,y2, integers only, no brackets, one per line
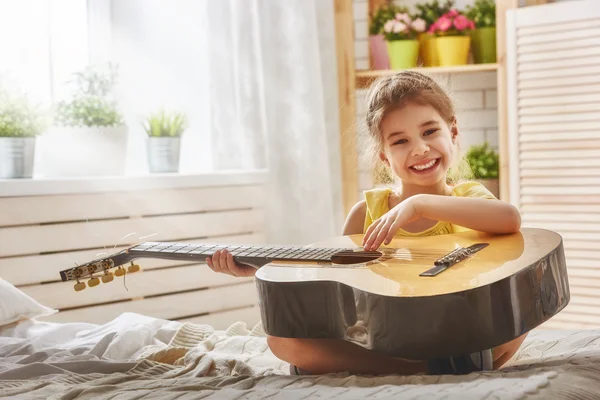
352,0,498,193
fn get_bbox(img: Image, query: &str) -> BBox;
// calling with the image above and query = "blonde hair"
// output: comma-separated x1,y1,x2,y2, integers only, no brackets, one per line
363,71,472,185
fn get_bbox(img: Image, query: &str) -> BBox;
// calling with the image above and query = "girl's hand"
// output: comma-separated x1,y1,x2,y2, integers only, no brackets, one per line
362,196,422,251
206,249,257,277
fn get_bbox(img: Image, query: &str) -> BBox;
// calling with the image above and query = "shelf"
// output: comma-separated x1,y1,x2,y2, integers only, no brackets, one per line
355,63,498,88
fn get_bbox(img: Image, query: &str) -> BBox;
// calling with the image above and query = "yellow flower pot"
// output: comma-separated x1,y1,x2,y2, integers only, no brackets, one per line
435,36,471,66
418,32,438,67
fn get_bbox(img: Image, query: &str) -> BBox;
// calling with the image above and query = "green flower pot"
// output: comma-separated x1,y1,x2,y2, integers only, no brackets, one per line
386,39,419,70
470,27,496,64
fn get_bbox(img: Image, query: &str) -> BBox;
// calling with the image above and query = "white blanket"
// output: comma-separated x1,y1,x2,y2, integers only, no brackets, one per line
1,312,600,399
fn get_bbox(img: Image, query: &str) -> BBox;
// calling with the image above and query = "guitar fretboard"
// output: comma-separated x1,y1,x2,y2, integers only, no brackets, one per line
129,242,347,262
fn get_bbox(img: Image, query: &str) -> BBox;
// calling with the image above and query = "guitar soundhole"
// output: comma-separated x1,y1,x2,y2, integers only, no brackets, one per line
330,250,382,265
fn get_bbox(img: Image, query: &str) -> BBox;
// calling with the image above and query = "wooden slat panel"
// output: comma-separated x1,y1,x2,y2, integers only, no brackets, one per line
518,45,600,64
0,185,264,227
521,221,600,232
517,26,600,46
518,18,600,37
520,131,599,142
519,103,600,117
520,159,600,169
519,93,600,107
0,209,263,257
521,195,600,204
520,121,600,134
521,178,600,187
521,186,600,195
519,113,600,125
40,282,259,325
0,233,264,287
519,140,600,151
519,65,600,81
517,36,600,55
180,306,262,331
521,204,600,213
519,83,600,99
523,213,600,223
21,264,254,310
518,74,600,89
521,168,600,178
518,56,600,73
520,149,600,160
538,319,599,330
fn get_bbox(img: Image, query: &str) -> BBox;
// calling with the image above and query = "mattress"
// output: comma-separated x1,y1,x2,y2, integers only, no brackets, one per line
1,312,599,399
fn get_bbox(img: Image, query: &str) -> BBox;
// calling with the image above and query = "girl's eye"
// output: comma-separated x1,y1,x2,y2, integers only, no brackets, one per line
424,129,438,136
393,139,407,145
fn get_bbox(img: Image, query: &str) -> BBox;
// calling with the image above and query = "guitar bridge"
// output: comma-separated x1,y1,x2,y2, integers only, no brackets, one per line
419,243,489,277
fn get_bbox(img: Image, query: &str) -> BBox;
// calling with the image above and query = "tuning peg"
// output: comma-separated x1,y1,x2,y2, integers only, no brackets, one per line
74,281,86,291
128,262,140,273
88,277,100,287
101,272,114,283
115,267,126,277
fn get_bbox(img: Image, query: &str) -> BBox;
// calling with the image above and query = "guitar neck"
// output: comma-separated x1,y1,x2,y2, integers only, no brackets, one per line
128,241,345,264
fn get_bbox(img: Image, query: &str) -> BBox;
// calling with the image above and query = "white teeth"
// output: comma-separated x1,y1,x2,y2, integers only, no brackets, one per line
412,159,437,171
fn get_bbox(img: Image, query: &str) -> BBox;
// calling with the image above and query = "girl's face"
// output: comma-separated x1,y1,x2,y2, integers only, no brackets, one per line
379,102,458,188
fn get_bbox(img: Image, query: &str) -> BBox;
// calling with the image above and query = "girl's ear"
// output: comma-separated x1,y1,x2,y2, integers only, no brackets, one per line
450,116,459,144
379,152,390,167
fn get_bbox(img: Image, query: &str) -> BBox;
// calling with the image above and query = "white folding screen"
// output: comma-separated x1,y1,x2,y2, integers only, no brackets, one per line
506,0,600,329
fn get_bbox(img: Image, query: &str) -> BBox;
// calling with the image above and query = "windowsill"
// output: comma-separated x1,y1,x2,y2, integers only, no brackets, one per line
0,169,268,197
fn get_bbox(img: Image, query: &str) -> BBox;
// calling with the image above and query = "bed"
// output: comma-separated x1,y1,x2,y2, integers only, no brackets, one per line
2,304,600,399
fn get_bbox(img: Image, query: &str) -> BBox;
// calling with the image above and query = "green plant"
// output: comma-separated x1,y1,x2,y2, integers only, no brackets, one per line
54,63,124,128
415,0,455,30
465,142,499,179
369,4,408,35
465,0,496,28
0,77,48,137
142,109,187,138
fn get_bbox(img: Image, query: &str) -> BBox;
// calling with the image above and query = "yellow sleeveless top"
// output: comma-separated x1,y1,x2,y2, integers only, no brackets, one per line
363,181,496,237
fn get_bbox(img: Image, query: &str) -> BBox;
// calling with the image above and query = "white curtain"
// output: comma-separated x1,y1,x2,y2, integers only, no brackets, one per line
206,0,344,245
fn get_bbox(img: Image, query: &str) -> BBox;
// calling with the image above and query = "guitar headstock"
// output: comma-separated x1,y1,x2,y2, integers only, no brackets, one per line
59,248,140,292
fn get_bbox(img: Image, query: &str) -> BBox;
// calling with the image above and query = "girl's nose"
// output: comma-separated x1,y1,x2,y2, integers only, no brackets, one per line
412,141,430,156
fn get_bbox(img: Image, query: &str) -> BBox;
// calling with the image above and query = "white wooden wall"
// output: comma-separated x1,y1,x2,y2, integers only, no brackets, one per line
507,0,600,330
0,172,267,329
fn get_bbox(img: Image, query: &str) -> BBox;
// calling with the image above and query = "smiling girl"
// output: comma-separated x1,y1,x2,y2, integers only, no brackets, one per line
206,71,525,376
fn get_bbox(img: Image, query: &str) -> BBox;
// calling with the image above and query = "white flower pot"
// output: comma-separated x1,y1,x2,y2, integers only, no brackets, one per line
0,137,36,179
39,125,129,177
147,137,181,173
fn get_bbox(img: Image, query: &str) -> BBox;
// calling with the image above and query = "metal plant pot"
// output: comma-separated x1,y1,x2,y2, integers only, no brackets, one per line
0,137,36,179
147,137,181,173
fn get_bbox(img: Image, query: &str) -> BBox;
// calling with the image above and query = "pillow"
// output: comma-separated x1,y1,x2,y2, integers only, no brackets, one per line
0,278,57,327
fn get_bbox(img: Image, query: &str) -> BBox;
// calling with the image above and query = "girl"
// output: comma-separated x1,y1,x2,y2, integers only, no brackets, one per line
205,71,525,376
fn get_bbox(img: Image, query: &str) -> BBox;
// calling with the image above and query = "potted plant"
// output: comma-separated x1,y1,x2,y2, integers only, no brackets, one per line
142,109,187,173
0,78,48,179
383,13,427,69
368,4,406,70
465,0,496,63
414,0,455,66
428,9,475,66
465,142,499,198
41,63,128,177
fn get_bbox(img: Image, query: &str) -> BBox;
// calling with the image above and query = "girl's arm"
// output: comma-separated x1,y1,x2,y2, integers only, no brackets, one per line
417,194,521,234
363,195,521,251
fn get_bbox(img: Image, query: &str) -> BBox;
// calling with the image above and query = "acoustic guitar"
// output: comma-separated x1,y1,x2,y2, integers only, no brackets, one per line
58,227,569,359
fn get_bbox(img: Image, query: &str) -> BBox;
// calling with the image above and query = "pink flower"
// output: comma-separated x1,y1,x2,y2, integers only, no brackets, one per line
395,13,411,24
468,20,476,30
393,21,407,33
383,19,395,33
453,15,470,30
447,9,459,18
411,18,426,32
428,21,438,34
436,16,452,31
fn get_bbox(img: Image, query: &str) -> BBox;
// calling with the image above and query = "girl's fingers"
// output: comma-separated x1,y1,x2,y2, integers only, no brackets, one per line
219,249,229,271
226,252,240,276
385,219,403,245
372,219,393,250
364,219,386,250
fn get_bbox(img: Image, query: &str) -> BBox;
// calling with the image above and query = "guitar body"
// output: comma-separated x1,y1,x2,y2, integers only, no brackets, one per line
254,228,569,359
